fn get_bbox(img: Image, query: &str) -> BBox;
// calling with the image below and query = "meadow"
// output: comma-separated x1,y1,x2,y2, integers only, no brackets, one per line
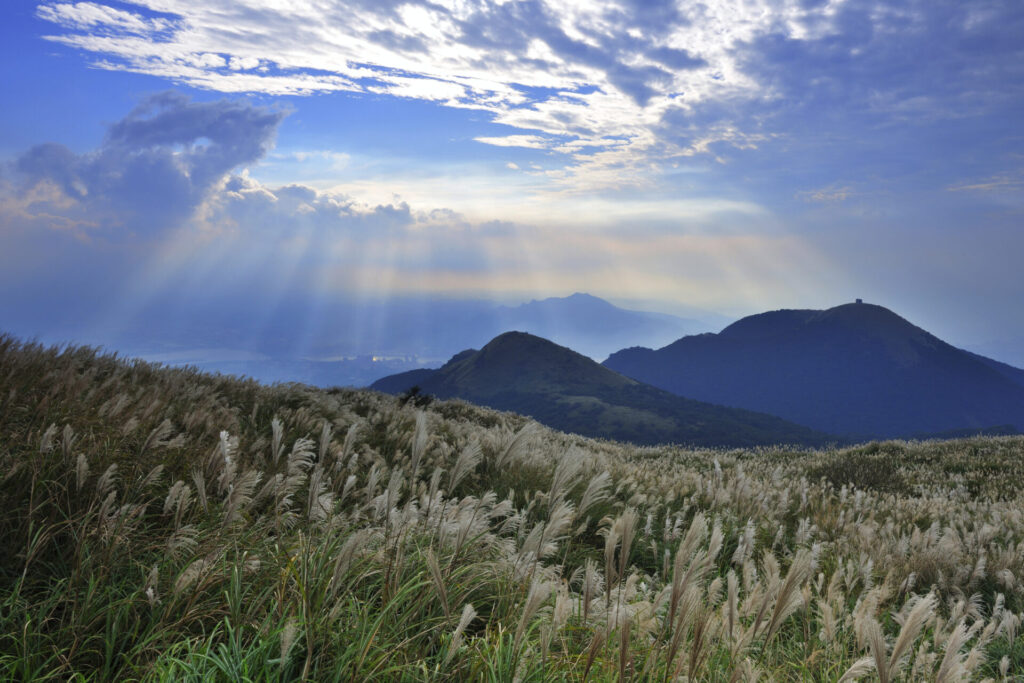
2,334,1023,681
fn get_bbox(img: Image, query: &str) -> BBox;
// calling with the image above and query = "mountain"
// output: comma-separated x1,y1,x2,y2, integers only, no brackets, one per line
372,331,829,447
604,302,1024,439
492,293,714,360
35,292,719,387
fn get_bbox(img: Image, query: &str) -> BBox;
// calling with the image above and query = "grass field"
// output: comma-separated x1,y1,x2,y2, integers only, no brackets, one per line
2,334,1023,680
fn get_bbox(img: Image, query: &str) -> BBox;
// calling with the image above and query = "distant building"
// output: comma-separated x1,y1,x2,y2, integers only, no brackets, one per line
855,298,863,304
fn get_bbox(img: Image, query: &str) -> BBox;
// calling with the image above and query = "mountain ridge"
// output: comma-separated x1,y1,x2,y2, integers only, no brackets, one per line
604,302,1024,438
372,331,830,447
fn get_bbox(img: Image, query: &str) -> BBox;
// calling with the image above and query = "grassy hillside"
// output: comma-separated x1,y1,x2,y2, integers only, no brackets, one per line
2,334,1024,680
373,332,830,448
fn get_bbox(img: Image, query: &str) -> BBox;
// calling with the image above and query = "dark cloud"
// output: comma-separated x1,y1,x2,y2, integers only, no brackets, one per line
13,92,285,235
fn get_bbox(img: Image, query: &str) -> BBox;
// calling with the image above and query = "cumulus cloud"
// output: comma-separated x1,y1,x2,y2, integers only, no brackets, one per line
11,91,284,235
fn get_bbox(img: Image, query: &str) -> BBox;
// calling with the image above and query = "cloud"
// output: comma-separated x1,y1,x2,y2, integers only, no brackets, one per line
796,184,855,203
11,91,284,235
474,135,554,149
33,0,888,190
1,91,809,325
946,174,1024,194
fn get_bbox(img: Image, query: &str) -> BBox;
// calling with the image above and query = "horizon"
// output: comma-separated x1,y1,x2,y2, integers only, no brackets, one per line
2,1,1024,375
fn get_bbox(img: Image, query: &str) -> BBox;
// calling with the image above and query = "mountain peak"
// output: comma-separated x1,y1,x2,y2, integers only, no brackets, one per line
605,301,1024,438
717,302,928,346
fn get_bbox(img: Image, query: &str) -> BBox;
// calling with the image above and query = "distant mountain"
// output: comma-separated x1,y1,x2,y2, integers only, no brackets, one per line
604,302,1024,439
372,331,829,447
493,293,712,360
53,292,718,387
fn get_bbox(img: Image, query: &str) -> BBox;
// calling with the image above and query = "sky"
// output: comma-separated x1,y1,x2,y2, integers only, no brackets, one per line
1,0,1024,366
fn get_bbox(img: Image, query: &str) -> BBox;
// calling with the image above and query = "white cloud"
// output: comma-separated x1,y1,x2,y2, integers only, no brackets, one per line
37,1,171,33
796,184,855,203
35,0,858,189
474,135,553,149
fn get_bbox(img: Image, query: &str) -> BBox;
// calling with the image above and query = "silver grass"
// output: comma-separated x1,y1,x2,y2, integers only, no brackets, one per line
676,512,708,571
708,576,724,606
410,411,428,478
61,424,76,460
318,421,332,465
448,440,482,493
122,417,140,436
223,469,261,527
340,422,361,469
887,593,937,679
40,423,58,453
603,519,621,600
582,559,601,622
279,618,299,664
936,620,970,683
727,570,740,641
819,599,840,646
140,418,173,456
136,464,164,492
271,417,285,466
548,450,584,510
971,555,987,587
616,508,639,592
837,656,876,682
427,466,443,513
339,474,356,505
425,548,450,620
514,577,553,654
618,612,631,681
865,617,890,683
443,604,477,667
576,471,611,524
96,463,118,498
364,463,382,504
736,657,763,683
910,641,936,680
582,628,606,681
144,565,160,606
75,453,89,492
174,485,193,529
306,465,333,523
708,520,725,561
330,529,374,596
191,468,208,513
173,558,210,596
494,421,538,471
166,525,199,560
163,480,184,515
963,643,985,674
552,580,570,633
764,548,814,642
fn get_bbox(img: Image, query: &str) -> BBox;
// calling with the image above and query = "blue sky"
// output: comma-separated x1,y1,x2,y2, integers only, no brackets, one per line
2,0,1024,363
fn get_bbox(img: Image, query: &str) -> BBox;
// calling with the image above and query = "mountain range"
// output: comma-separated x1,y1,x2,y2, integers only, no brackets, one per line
604,302,1024,439
373,301,1024,446
371,331,830,447
29,292,721,387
